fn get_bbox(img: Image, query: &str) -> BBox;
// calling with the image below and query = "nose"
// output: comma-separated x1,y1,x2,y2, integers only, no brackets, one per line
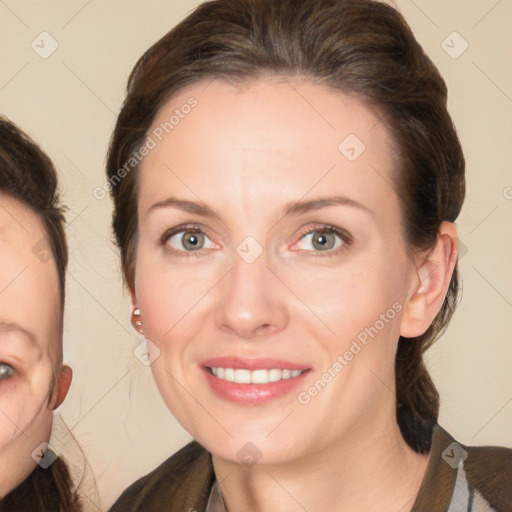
213,247,288,339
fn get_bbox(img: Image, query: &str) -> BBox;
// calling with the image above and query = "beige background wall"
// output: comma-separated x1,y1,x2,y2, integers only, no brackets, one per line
1,0,511,509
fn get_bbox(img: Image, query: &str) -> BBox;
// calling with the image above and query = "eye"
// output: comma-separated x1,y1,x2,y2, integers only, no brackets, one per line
161,224,218,255
293,224,351,256
0,362,15,380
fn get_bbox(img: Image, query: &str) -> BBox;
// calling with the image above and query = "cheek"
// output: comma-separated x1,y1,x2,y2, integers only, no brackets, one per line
0,379,50,450
289,255,407,343
0,383,24,448
297,255,408,405
135,246,219,341
135,260,202,399
136,270,193,347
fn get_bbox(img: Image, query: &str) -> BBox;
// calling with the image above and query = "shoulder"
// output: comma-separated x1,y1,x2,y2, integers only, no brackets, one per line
108,441,214,512
413,424,512,512
463,442,512,510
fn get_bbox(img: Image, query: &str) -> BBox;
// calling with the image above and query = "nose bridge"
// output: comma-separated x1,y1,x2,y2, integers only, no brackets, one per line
214,239,287,338
231,239,267,292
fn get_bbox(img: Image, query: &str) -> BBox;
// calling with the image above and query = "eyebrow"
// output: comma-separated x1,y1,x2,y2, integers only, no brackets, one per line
146,195,374,220
0,320,38,347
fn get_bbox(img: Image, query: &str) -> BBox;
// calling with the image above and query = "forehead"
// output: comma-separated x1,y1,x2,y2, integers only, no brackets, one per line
0,193,60,354
138,77,400,220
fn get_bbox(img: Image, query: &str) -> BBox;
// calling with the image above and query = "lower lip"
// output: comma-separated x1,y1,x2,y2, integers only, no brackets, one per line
202,367,310,405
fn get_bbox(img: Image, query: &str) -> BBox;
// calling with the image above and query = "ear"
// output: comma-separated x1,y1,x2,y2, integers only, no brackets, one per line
400,222,459,338
129,287,137,309
49,364,73,410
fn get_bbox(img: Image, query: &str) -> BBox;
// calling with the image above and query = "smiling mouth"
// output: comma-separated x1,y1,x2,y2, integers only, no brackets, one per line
208,367,306,384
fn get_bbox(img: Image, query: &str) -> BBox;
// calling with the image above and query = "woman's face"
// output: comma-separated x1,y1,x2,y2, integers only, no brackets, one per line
0,194,61,495
134,78,421,465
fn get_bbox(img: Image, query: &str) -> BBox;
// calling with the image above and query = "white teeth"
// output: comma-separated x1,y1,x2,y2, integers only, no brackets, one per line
268,369,282,382
234,369,251,384
210,367,304,384
251,369,268,384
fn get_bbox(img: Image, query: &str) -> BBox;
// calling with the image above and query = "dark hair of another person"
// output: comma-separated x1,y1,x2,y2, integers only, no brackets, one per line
0,118,67,307
106,0,465,453
0,457,80,512
0,118,81,511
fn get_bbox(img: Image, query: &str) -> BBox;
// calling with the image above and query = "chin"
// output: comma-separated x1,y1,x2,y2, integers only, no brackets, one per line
194,424,305,467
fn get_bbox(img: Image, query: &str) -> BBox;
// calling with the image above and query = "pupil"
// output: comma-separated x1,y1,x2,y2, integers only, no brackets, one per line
313,232,334,250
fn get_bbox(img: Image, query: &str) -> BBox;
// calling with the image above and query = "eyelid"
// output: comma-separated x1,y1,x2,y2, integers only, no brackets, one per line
297,223,352,242
0,342,37,372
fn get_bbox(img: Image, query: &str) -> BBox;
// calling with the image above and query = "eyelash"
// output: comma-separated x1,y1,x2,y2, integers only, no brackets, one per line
159,223,352,259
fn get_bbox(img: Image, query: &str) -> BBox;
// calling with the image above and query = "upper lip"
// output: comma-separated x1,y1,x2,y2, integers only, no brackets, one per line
201,356,310,371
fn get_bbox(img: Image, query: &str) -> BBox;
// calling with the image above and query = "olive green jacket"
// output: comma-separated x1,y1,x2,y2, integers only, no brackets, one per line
109,424,512,511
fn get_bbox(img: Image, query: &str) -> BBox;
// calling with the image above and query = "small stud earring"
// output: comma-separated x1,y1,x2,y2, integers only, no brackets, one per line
132,308,143,333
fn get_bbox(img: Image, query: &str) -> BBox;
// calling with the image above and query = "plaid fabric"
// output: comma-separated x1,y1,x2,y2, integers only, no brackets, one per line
109,424,512,512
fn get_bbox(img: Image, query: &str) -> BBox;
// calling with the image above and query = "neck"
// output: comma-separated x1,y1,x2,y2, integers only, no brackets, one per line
212,413,430,512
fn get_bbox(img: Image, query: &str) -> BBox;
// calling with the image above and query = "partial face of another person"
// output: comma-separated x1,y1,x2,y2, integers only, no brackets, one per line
133,78,444,465
0,194,67,496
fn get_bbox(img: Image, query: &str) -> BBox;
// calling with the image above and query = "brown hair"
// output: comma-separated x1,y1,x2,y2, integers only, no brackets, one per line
0,456,81,512
0,118,68,308
106,0,465,452
0,118,81,510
